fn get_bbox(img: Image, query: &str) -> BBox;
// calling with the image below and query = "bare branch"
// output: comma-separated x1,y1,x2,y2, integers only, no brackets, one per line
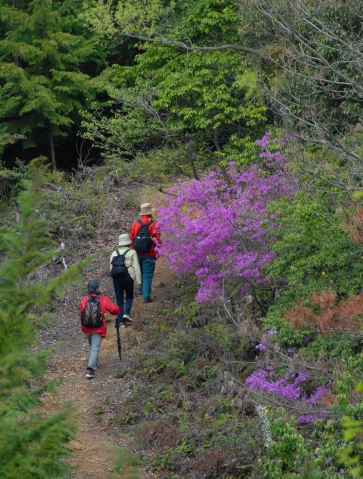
117,31,263,57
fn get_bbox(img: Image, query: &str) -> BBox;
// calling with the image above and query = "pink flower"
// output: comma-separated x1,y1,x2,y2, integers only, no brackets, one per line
255,343,267,351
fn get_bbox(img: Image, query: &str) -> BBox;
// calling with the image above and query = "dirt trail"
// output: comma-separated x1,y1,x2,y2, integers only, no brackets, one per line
38,258,174,479
34,183,174,478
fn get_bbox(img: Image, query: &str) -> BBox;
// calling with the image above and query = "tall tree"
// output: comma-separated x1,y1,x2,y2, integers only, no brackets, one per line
0,0,107,169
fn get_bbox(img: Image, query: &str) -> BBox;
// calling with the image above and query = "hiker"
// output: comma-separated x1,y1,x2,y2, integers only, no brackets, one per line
80,280,120,379
110,233,142,328
129,202,161,303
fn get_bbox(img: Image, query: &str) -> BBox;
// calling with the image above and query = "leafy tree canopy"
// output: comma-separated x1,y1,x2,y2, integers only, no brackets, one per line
0,0,109,169
83,0,268,176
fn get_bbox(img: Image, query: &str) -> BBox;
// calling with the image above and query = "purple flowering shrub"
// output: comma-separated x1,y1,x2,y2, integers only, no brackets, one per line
157,133,295,302
246,367,329,422
247,326,330,422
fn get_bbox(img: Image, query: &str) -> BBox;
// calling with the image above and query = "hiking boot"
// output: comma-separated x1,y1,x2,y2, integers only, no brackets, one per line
115,320,126,328
86,368,95,378
143,297,153,303
123,314,133,323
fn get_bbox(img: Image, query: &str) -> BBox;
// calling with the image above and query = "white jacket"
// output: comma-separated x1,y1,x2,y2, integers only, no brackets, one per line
110,247,142,285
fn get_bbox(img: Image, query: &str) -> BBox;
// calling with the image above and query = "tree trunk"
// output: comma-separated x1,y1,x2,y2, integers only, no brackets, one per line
49,128,57,170
13,0,20,66
213,129,230,183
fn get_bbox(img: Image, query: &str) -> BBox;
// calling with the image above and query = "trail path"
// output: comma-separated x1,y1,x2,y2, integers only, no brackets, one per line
36,185,173,479
39,258,173,479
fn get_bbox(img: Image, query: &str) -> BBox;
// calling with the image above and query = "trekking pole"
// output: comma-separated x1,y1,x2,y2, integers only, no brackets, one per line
116,321,122,360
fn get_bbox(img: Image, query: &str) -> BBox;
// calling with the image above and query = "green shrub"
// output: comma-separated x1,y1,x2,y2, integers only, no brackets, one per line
265,189,363,309
44,174,106,239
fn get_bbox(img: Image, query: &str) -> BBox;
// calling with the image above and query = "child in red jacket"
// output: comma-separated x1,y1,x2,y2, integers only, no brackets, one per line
80,280,120,378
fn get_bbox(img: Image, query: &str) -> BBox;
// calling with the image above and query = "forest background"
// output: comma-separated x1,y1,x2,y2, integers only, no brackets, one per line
1,0,363,478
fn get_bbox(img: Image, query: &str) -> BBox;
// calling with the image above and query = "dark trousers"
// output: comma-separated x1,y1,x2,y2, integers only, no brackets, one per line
112,273,134,323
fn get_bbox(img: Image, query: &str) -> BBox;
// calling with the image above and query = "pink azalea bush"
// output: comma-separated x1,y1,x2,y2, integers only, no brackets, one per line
157,132,295,302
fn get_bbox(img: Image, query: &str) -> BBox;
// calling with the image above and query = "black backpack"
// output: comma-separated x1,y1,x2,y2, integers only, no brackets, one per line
81,294,103,328
133,219,153,253
110,249,129,277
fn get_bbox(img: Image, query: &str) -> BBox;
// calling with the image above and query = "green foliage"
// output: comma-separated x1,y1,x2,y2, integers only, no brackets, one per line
257,327,363,478
88,0,242,45
0,0,108,167
0,159,30,203
265,188,363,307
103,145,213,184
111,446,145,479
0,406,77,479
331,357,363,477
264,306,363,362
0,159,31,211
334,356,363,417
83,0,267,175
44,176,106,239
134,146,215,183
256,410,348,478
0,157,93,478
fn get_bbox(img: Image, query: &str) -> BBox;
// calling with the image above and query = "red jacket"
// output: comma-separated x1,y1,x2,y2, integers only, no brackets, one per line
129,215,161,258
79,293,120,338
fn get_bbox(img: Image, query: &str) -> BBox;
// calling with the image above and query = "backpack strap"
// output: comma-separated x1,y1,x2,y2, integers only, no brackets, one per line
112,249,129,257
115,248,130,265
137,218,154,232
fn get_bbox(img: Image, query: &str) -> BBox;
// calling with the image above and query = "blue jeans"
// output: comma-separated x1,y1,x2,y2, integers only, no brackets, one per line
138,255,156,300
84,332,102,371
112,273,134,324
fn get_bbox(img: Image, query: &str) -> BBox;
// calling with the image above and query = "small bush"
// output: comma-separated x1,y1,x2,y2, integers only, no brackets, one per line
44,174,106,239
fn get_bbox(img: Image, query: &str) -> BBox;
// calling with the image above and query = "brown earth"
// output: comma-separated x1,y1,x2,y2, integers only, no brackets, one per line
36,183,175,479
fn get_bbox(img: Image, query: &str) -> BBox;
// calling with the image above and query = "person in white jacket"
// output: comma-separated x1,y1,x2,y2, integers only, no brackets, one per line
110,234,142,328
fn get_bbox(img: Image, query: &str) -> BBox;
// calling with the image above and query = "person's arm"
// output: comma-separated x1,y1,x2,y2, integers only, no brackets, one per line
132,250,142,285
110,250,117,271
79,296,87,316
102,296,120,316
129,220,138,243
